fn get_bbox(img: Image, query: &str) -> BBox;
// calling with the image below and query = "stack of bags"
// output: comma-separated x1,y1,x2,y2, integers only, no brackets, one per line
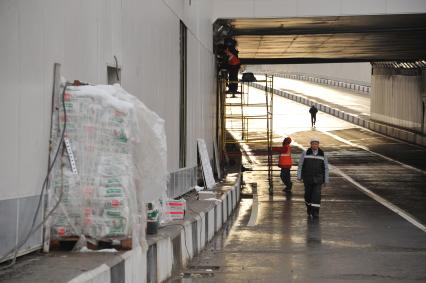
50,85,139,240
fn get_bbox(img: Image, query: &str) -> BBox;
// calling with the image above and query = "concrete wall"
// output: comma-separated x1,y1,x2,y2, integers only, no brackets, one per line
252,82,426,146
247,63,372,85
67,175,241,283
0,0,216,260
213,0,426,18
371,66,424,133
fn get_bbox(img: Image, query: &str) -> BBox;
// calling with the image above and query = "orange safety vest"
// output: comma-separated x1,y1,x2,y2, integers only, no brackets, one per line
228,53,240,65
278,145,292,169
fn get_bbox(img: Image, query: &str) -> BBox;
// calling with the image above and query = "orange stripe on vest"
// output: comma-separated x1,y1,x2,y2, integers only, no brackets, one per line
278,145,292,168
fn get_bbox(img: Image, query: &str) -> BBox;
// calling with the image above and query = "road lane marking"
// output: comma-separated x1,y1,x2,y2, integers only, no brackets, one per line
293,138,426,233
320,130,426,176
333,166,426,233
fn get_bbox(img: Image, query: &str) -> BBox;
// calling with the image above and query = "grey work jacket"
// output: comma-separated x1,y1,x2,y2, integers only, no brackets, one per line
297,148,329,184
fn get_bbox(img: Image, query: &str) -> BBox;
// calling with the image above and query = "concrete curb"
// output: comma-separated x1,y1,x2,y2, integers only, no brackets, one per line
250,83,426,147
268,72,371,94
67,174,242,283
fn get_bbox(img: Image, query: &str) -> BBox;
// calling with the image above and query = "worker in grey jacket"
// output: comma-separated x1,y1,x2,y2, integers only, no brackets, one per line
297,138,329,218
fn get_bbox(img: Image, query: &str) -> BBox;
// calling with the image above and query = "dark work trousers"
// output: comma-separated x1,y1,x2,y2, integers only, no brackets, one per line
311,114,317,127
304,182,322,216
280,168,292,190
228,64,240,92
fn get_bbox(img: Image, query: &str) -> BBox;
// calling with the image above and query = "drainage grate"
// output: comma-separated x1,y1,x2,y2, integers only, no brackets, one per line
187,265,220,270
182,265,220,278
182,271,215,278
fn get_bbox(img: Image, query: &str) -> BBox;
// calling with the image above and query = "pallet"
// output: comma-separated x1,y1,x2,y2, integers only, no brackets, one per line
50,237,132,251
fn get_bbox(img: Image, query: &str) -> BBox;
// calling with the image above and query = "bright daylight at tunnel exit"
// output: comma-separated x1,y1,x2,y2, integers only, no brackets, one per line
1,1,426,282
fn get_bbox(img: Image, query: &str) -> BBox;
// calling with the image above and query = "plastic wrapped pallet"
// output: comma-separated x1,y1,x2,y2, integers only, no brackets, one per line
48,82,167,247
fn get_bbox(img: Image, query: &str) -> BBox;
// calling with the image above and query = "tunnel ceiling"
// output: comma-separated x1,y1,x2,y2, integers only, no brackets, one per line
214,14,426,64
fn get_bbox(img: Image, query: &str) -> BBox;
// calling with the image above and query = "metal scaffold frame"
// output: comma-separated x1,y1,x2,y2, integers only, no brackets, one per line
219,74,275,194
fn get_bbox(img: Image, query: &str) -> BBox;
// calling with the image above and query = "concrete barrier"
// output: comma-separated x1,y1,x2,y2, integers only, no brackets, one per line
68,174,242,283
250,83,426,147
266,72,371,95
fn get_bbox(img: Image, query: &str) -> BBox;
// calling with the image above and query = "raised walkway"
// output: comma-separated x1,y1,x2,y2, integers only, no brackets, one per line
0,173,242,283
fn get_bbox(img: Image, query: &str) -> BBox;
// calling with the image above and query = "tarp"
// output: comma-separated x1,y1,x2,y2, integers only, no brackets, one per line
48,82,167,245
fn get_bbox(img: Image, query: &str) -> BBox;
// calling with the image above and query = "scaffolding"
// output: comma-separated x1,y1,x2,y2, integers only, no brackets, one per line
219,74,275,194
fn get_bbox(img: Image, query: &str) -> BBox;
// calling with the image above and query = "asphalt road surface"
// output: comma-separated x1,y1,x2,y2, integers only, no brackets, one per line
170,86,426,282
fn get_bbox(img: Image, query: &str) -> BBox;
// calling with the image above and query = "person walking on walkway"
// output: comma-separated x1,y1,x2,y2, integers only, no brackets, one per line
297,138,329,218
272,137,293,193
309,105,318,127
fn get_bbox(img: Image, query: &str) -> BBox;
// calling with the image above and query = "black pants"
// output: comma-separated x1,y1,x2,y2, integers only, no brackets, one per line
228,64,240,92
280,168,292,190
304,182,322,216
311,114,317,126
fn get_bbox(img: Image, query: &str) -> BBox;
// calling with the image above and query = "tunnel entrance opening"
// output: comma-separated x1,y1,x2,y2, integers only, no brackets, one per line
214,14,426,195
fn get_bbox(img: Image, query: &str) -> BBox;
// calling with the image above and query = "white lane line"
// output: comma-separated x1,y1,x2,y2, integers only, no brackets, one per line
292,142,426,233
320,130,426,176
247,187,259,227
332,166,426,233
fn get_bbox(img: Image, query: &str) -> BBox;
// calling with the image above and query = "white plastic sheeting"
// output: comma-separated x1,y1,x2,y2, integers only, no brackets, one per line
48,82,167,245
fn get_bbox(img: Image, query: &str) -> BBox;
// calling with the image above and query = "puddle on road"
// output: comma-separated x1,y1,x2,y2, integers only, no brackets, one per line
168,197,254,282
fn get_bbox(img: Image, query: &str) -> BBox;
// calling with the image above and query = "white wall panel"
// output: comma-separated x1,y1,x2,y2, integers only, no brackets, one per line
213,0,255,19
341,0,387,15
387,0,426,14
213,0,426,19
296,0,342,17
17,1,47,199
163,0,185,20
187,32,202,166
186,42,216,166
122,0,182,170
0,0,216,196
0,0,216,262
253,0,298,18
63,0,102,84
0,1,20,200
197,0,214,51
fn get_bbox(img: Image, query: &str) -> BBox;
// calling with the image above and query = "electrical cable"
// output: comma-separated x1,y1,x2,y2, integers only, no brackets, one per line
159,223,191,259
188,207,204,250
0,83,69,269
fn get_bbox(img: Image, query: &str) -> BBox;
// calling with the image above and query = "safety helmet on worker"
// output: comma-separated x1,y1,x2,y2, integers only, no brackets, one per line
283,137,292,145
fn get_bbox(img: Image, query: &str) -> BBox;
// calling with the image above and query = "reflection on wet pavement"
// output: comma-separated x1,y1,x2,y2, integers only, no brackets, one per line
170,86,426,283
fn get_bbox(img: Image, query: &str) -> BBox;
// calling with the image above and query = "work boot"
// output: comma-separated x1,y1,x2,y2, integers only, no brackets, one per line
283,182,293,192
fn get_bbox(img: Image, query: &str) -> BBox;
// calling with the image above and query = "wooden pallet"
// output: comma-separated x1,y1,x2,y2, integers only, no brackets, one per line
50,237,132,251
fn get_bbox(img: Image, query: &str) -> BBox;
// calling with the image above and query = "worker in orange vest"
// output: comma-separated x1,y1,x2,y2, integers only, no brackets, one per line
224,47,241,94
272,137,293,192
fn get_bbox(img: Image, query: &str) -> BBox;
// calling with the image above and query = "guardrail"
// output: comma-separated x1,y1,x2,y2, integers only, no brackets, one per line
260,72,371,94
167,166,197,199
